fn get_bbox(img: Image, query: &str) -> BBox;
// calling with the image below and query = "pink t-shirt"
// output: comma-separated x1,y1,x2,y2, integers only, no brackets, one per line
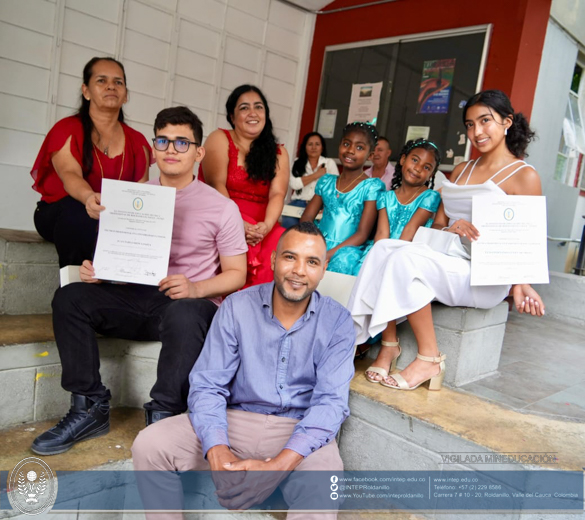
149,177,247,306
365,162,395,190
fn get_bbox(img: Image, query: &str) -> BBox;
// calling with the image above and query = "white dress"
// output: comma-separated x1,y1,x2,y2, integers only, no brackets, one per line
348,159,529,343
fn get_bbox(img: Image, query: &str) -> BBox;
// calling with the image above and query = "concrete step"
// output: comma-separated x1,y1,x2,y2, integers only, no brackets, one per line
366,302,509,387
344,359,585,474
0,408,144,474
0,314,162,429
536,271,585,327
0,229,59,315
1,413,417,519
0,410,286,520
2,316,582,518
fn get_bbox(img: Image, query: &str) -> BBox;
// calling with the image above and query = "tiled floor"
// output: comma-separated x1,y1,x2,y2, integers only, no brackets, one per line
460,311,585,421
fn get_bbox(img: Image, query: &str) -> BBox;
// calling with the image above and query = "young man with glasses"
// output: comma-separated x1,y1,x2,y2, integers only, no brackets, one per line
32,106,248,456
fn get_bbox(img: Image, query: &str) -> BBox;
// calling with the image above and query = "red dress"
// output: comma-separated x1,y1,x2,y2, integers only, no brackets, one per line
205,129,285,288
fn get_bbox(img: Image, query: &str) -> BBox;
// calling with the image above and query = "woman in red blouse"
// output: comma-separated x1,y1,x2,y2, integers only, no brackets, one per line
201,85,289,288
31,57,152,267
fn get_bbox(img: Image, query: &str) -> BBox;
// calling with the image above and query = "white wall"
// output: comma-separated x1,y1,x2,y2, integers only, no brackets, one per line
551,0,585,47
528,19,580,273
0,0,315,230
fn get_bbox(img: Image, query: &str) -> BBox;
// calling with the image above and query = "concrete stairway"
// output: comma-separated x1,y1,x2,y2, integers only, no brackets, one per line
0,229,59,315
1,230,584,518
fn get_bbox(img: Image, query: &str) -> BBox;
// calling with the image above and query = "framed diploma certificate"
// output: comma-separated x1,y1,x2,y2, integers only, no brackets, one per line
471,195,549,286
93,179,176,285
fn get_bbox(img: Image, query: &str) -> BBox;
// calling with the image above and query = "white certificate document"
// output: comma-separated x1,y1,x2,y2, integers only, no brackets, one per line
93,179,176,285
471,195,549,286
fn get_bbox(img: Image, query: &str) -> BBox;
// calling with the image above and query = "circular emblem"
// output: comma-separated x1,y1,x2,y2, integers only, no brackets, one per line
504,208,514,221
133,197,144,211
8,457,58,515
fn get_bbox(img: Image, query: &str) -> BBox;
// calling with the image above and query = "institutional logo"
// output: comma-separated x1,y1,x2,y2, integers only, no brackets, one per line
8,457,58,515
133,197,144,211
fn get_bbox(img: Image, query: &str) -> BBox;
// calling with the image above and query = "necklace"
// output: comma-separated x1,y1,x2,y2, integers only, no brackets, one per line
398,185,425,205
94,131,113,156
93,144,125,180
94,123,122,156
336,172,365,198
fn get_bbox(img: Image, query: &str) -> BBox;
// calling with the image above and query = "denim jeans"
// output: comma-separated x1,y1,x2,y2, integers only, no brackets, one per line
52,282,217,412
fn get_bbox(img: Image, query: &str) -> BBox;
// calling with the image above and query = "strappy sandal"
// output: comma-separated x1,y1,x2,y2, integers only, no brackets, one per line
381,352,446,391
365,339,401,384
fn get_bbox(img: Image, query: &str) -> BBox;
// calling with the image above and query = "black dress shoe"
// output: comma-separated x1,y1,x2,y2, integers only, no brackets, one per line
31,394,110,455
145,409,178,426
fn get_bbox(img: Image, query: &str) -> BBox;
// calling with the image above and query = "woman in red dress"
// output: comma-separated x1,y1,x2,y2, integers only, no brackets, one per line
31,57,153,267
201,85,289,288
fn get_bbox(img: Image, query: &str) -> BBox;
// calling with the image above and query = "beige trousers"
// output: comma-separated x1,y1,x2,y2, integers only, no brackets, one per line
131,409,343,520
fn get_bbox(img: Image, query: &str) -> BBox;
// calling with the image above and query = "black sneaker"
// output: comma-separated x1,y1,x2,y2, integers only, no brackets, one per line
31,394,110,455
145,409,179,426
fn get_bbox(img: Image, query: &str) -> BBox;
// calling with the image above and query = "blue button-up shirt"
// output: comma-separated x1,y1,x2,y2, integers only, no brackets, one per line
188,282,356,458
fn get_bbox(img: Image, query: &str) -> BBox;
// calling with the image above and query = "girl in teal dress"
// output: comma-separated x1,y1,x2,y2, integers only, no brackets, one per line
301,122,384,275
375,138,442,243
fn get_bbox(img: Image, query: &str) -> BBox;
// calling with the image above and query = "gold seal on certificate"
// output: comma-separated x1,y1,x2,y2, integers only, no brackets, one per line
93,179,176,285
471,195,549,286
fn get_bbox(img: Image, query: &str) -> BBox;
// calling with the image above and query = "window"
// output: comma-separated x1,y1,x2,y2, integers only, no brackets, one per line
555,61,585,189
316,26,490,170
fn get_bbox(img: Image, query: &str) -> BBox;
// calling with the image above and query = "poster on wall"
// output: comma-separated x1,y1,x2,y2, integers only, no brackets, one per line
405,125,430,143
317,109,337,138
347,82,383,124
417,59,456,114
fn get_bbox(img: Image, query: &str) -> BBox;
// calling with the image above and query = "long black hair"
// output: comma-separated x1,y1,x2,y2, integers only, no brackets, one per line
77,57,127,176
225,85,278,183
463,89,535,158
292,132,327,178
390,138,441,191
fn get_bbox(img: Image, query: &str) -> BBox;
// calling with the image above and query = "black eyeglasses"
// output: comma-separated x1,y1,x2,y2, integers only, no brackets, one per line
152,137,199,153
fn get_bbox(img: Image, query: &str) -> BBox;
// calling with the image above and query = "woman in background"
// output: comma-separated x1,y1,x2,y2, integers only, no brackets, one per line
282,132,338,229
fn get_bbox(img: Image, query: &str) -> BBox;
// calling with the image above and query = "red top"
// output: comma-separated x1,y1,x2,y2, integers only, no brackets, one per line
31,115,153,203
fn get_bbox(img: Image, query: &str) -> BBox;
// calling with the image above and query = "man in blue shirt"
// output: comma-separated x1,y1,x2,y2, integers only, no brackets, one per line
132,221,356,519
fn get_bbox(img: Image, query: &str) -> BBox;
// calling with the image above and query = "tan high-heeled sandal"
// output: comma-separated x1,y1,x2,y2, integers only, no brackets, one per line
380,352,446,391
365,339,401,384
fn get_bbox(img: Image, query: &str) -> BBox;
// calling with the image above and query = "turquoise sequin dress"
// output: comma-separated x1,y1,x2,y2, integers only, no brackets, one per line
378,189,441,238
315,174,385,275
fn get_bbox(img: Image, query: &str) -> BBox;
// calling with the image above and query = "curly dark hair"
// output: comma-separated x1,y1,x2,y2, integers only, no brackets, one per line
77,57,127,177
342,122,378,150
463,89,535,158
225,85,278,182
390,138,441,191
292,132,327,178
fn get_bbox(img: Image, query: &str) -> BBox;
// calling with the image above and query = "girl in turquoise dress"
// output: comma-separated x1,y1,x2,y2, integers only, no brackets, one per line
375,138,442,243
301,122,384,275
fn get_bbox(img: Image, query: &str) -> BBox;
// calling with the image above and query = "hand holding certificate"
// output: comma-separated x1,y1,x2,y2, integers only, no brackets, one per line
471,195,549,286
93,179,176,285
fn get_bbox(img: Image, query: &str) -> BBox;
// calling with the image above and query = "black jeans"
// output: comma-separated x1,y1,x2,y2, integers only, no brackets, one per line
52,283,218,412
34,197,99,267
